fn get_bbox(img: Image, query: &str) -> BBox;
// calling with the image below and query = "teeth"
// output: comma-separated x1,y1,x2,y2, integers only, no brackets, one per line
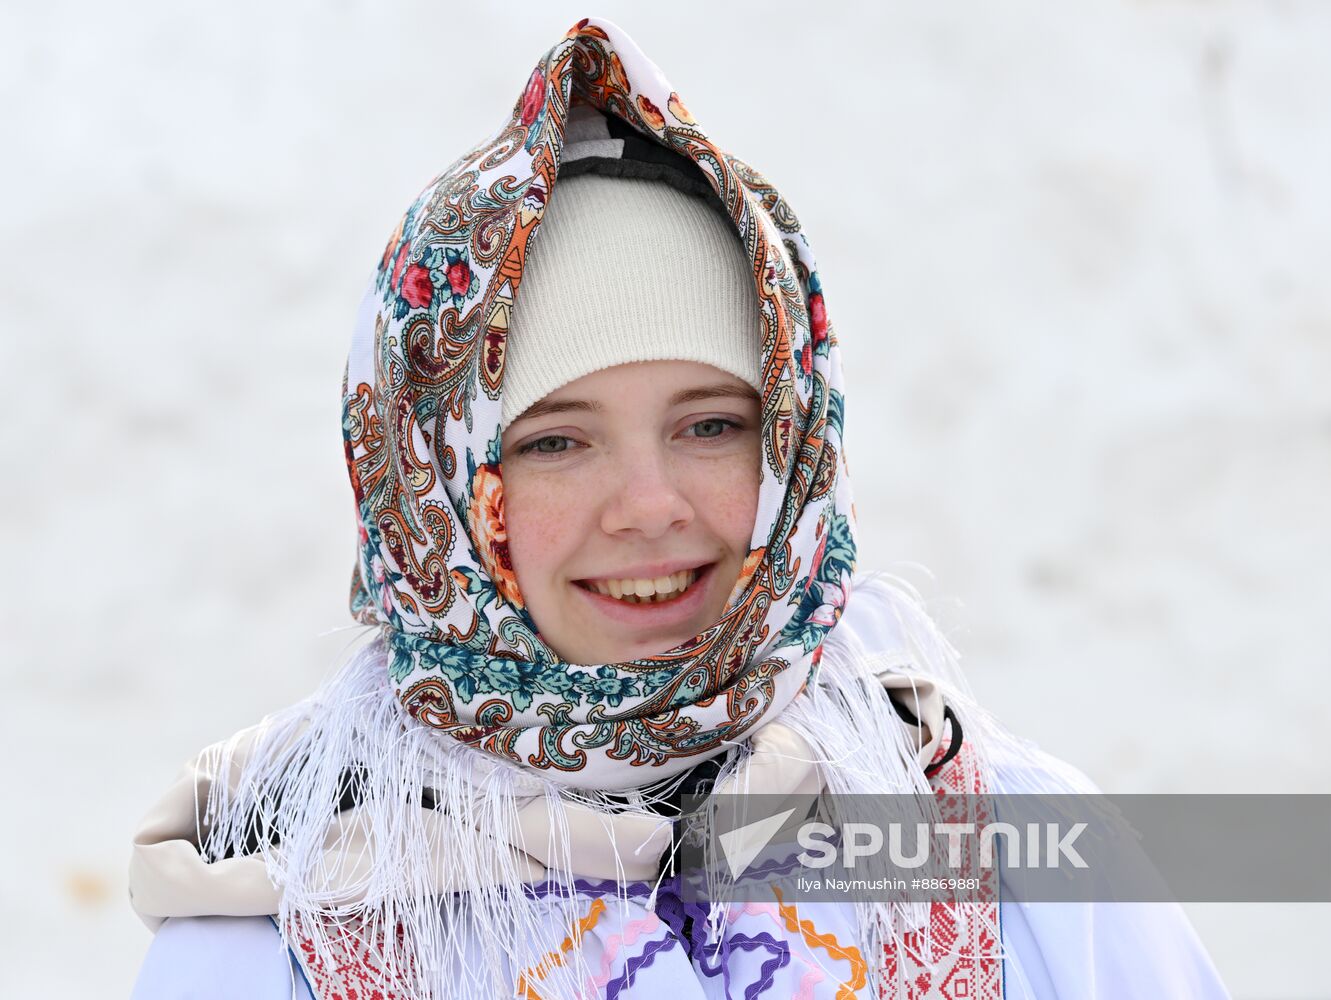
585,568,699,602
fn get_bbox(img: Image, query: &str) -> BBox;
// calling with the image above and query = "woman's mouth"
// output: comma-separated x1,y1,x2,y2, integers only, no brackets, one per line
580,567,702,604
571,562,717,628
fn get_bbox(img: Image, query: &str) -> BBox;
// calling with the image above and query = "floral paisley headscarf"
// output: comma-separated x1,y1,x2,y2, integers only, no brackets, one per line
343,15,856,791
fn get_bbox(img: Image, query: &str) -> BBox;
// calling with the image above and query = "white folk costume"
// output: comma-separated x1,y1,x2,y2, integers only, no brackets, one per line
129,16,1230,1000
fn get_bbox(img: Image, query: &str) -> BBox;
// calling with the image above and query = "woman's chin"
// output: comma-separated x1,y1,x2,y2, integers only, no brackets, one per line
578,630,693,665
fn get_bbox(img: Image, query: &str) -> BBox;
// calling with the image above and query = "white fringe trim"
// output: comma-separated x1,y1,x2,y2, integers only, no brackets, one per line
196,572,1073,998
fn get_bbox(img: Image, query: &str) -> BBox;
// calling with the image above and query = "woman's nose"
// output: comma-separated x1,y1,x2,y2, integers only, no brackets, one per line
599,450,694,539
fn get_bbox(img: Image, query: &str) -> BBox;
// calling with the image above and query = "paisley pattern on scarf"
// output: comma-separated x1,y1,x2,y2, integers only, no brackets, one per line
343,16,855,789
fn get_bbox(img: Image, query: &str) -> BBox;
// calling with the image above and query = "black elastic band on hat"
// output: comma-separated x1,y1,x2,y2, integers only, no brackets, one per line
558,106,730,220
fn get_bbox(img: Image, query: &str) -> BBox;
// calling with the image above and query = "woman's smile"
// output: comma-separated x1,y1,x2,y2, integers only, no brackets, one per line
500,360,762,665
570,561,718,634
576,560,709,602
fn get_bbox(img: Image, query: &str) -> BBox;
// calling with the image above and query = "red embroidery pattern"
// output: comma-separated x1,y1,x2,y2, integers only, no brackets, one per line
879,737,1002,999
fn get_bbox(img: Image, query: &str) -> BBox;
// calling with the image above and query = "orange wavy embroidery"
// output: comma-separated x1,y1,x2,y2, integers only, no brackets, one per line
772,886,868,999
515,896,607,999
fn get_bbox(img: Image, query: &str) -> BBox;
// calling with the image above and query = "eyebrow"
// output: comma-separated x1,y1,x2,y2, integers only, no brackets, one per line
512,397,602,422
511,383,759,424
671,384,761,406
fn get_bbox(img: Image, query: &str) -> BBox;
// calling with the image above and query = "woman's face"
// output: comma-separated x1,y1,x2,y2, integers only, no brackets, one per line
500,360,761,665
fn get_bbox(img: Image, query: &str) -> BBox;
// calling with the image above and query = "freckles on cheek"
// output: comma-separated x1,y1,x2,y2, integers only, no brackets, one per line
503,476,579,575
699,461,762,541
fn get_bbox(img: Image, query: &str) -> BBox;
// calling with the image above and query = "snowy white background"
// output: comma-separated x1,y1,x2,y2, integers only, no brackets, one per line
2,2,1327,996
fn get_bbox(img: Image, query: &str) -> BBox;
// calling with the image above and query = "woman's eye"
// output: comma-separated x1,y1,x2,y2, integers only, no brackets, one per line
520,435,574,455
687,418,737,439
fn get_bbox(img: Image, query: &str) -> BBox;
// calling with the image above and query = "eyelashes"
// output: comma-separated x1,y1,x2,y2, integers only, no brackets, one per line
516,434,578,456
513,418,746,458
684,418,739,440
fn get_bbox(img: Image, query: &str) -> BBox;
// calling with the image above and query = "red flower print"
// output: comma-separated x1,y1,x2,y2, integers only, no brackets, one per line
800,348,812,375
446,260,472,298
402,264,433,309
520,68,544,126
809,292,828,347
390,242,409,289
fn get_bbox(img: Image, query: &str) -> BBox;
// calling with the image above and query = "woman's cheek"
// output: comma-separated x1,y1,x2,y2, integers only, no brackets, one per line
691,452,761,546
503,474,578,585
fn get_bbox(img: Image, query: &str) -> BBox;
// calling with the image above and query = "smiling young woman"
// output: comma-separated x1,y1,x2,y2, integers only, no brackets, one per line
128,17,1228,1000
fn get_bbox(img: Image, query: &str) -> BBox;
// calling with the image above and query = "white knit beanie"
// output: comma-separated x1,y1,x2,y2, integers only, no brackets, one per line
501,140,763,429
